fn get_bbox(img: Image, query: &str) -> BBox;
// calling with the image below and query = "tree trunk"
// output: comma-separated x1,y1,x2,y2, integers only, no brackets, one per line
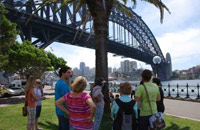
86,0,113,114
93,14,110,113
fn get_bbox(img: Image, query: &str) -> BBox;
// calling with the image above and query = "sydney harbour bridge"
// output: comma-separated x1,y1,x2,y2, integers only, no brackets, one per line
3,0,172,81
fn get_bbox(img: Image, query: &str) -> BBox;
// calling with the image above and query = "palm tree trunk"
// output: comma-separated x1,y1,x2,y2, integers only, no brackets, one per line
86,0,113,114
93,11,110,113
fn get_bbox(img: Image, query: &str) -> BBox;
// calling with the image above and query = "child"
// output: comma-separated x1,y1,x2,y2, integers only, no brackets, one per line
112,82,138,130
34,79,46,130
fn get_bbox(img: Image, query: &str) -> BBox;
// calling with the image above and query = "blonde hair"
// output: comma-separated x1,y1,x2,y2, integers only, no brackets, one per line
72,76,87,93
120,82,132,95
25,76,36,95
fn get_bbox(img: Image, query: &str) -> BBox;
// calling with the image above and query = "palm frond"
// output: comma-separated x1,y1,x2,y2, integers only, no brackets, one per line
131,0,137,8
15,0,33,14
25,1,49,25
54,0,75,14
72,10,90,42
142,0,171,23
79,11,90,39
87,23,94,41
114,0,133,18
122,0,127,5
69,0,85,20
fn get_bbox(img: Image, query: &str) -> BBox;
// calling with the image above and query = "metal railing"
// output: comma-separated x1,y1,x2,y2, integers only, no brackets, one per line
109,82,200,100
161,83,200,99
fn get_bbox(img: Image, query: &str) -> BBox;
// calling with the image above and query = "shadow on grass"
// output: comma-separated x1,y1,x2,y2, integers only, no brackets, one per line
0,97,25,105
164,122,190,130
39,121,58,130
100,113,113,130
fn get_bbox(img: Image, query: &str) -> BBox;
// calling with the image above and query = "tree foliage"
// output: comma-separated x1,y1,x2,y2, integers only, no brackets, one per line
47,51,67,70
5,41,51,78
0,3,69,78
0,4,18,70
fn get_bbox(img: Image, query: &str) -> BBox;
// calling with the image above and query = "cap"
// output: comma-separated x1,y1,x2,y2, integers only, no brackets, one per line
96,77,106,85
36,79,41,83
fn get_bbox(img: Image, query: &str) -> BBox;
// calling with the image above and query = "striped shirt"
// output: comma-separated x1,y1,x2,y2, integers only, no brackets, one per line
64,92,93,130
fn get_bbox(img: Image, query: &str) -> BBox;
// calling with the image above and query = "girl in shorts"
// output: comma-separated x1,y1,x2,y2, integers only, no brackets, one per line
25,76,45,130
34,79,46,130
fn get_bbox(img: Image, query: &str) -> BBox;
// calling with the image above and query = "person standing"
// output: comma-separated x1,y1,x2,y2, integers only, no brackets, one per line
25,76,45,130
135,70,160,130
56,76,96,130
152,78,165,113
55,66,72,130
34,79,46,130
112,82,138,130
91,77,106,130
131,85,136,99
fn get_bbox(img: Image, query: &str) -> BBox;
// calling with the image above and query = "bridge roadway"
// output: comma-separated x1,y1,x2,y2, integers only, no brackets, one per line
0,86,200,121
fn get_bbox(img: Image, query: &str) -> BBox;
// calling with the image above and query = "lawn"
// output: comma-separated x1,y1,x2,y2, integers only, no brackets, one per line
0,98,200,130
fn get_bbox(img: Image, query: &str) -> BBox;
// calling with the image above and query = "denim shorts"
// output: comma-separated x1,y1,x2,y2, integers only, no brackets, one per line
36,106,41,118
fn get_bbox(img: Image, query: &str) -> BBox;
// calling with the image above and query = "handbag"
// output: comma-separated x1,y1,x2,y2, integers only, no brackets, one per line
143,84,166,129
22,105,27,116
22,92,28,117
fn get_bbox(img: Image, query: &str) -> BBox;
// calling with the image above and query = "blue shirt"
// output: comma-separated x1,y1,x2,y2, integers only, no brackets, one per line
55,80,71,116
34,88,42,106
112,95,138,119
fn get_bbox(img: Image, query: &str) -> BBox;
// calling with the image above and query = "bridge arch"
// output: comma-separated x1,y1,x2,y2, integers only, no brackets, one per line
3,0,172,80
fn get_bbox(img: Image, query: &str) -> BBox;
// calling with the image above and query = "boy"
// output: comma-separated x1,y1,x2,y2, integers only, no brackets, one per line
112,82,138,130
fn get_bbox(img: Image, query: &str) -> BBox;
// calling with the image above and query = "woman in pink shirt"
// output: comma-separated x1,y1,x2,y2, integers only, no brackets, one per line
56,76,96,130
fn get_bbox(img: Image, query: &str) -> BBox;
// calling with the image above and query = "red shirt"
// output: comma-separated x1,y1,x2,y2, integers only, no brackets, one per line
27,88,36,107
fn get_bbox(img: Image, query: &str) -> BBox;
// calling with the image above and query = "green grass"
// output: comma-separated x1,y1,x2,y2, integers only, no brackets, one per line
0,98,200,130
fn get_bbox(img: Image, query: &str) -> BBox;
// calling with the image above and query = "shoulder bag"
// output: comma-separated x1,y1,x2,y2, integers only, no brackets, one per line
22,92,28,116
143,84,165,129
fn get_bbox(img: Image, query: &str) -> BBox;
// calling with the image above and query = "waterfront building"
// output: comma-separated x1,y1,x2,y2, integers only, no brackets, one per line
129,61,137,72
89,67,95,76
73,67,80,76
84,66,90,76
124,60,129,73
80,62,85,76
108,67,112,75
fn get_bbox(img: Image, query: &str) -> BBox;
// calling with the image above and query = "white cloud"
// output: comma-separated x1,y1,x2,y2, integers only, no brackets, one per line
134,0,200,35
157,28,200,70
45,43,95,68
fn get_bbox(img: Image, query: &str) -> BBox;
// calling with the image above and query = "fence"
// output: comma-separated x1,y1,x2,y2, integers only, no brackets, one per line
161,83,200,99
109,82,200,100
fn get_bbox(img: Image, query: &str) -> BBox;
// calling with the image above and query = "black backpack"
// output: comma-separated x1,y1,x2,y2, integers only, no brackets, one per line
113,98,137,130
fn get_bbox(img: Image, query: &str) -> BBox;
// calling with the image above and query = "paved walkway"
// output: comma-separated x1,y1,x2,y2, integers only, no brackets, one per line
164,99,200,121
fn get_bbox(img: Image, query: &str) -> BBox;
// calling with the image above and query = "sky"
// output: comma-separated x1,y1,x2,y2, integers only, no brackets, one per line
45,0,200,71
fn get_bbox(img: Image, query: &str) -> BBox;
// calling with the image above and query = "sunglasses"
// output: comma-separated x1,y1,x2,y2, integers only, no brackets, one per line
36,82,41,84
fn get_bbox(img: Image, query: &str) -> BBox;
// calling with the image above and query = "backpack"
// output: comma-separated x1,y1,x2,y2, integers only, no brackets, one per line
113,98,137,130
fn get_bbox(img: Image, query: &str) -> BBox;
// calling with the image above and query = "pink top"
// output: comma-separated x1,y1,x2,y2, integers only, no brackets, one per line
64,92,93,130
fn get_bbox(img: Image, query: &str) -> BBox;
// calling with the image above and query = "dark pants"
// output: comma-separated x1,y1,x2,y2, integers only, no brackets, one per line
138,115,151,130
131,90,135,98
36,106,41,118
57,116,69,130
